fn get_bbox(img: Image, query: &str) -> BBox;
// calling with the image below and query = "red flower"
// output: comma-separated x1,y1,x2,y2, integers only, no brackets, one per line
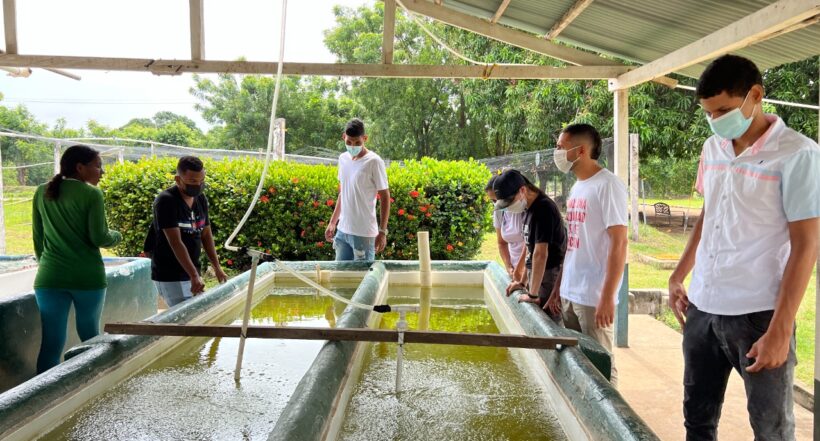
313,201,320,208
390,198,395,203
226,259,234,266
409,190,419,198
407,214,415,220
297,201,304,207
138,252,146,258
425,212,432,218
260,195,270,203
318,221,326,227
376,193,381,199
291,177,300,184
268,186,276,194
316,242,325,248
446,244,454,252
326,199,335,206
257,241,263,247
300,230,306,238
419,205,428,212
398,208,405,216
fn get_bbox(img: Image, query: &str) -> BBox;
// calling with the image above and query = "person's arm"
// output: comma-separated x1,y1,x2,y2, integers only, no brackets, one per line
505,249,529,296
526,243,549,298
162,227,205,294
544,264,563,314
88,189,122,248
746,217,818,372
325,190,342,242
376,188,390,253
32,189,44,260
201,225,227,283
495,228,513,274
596,225,627,328
668,207,705,329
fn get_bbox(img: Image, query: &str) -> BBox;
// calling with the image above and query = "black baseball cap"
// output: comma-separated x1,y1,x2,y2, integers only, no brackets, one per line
493,169,527,210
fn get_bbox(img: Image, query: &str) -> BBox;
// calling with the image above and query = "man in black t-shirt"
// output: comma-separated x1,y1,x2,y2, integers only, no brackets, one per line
494,170,566,320
149,156,227,307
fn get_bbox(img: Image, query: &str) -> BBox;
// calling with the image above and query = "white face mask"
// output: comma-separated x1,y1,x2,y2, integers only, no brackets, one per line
504,193,527,214
553,145,581,173
345,144,363,157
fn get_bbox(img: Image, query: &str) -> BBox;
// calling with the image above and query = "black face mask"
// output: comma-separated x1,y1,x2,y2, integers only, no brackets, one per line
183,183,204,197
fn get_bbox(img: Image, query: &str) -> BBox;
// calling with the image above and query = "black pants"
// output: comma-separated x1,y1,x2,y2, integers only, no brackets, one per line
682,304,796,441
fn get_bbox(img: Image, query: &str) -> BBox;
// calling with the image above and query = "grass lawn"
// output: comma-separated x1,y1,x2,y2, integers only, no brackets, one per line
642,196,704,209
478,222,818,386
3,186,36,255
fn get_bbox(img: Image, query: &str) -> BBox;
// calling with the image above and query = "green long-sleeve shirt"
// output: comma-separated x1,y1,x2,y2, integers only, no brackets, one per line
32,179,122,290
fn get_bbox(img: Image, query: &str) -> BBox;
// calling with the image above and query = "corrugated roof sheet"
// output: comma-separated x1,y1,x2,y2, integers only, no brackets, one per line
435,0,820,78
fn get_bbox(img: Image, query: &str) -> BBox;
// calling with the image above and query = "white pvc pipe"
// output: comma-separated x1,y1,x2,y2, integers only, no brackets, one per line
234,253,260,381
418,231,432,287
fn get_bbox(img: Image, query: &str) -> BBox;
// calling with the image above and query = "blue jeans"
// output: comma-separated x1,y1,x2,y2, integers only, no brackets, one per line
155,281,193,307
683,304,795,441
34,288,106,373
333,230,375,261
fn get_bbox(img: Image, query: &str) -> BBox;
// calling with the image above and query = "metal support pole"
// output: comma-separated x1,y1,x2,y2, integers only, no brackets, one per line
53,141,61,175
395,310,407,394
813,55,819,441
234,252,261,381
0,144,5,255
615,264,629,348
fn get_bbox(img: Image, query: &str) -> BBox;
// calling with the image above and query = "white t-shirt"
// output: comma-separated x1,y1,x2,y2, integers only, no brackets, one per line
337,150,389,238
559,169,628,307
689,115,820,315
493,210,525,266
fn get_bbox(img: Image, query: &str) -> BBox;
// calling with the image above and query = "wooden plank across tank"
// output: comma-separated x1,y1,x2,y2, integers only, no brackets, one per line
105,322,577,349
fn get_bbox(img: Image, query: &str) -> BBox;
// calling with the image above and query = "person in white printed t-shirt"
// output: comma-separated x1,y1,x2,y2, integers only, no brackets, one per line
324,118,391,261
547,123,628,387
668,55,820,441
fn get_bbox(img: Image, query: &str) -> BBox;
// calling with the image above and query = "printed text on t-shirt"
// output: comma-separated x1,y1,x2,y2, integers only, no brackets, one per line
566,197,587,250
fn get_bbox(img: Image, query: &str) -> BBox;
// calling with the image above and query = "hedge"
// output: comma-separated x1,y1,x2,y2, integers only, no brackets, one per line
100,156,492,270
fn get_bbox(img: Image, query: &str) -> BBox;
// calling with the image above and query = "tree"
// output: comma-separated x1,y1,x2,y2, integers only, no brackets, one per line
0,104,50,185
191,73,359,151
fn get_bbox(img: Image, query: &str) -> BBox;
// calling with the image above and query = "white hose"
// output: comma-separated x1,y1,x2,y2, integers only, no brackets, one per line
223,0,288,253
272,259,374,310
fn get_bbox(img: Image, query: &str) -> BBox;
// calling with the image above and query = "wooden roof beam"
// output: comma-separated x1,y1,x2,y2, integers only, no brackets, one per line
0,54,632,79
189,0,205,60
382,0,396,64
490,0,512,24
3,0,17,54
544,0,595,40
610,0,820,90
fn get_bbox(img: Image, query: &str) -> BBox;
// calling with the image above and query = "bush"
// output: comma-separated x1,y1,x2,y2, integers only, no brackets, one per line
100,156,492,269
639,156,699,198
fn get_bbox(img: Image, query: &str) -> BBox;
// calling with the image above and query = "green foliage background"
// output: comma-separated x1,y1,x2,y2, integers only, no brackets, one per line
100,156,492,269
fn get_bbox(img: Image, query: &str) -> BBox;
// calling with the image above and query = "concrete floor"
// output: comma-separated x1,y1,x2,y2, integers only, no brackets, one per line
614,314,813,440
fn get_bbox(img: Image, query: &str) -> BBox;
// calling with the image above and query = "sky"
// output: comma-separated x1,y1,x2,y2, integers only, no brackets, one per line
0,0,371,131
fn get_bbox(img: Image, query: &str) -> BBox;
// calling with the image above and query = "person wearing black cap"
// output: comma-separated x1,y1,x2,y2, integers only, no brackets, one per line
494,169,566,318
485,175,525,278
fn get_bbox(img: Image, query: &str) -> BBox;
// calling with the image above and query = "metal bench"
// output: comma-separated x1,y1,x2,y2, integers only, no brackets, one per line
653,202,686,226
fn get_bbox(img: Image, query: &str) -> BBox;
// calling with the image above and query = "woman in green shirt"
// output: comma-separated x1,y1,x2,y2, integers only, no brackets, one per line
32,145,122,373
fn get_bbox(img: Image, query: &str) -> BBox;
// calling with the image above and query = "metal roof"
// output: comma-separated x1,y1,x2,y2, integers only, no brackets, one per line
436,0,820,78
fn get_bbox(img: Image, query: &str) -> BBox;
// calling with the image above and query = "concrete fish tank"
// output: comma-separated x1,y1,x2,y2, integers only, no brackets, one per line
0,260,657,441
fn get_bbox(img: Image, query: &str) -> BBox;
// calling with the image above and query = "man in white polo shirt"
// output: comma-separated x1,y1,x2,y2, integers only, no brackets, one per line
668,55,820,440
547,123,628,386
325,118,390,261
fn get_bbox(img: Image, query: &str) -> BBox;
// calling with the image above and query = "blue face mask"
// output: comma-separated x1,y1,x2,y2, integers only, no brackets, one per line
705,91,756,140
345,144,362,157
